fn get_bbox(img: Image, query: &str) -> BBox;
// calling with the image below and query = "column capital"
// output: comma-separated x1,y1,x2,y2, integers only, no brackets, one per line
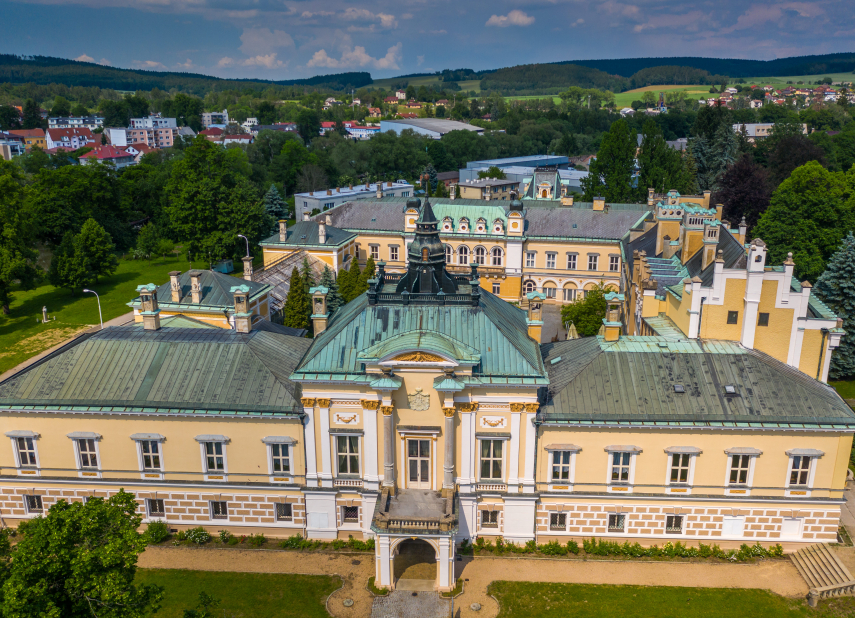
316,398,331,408
523,403,539,413
380,406,395,416
509,403,525,412
442,407,456,418
301,398,316,408
458,402,479,413
361,400,381,410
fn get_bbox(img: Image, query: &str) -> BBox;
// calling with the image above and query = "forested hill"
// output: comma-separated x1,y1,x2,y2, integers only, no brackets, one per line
561,53,855,78
0,54,372,94
479,63,627,96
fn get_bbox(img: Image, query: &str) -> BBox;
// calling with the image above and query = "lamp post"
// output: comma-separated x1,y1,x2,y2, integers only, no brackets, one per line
82,289,103,330
237,234,250,258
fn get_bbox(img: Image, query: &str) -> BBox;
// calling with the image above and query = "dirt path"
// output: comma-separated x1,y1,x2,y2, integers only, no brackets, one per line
139,546,808,618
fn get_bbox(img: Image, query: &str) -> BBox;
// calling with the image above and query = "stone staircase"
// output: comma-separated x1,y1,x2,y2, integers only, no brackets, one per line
790,543,855,605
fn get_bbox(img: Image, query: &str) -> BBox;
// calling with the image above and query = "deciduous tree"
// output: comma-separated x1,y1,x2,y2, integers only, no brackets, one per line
560,284,608,337
712,154,772,232
0,161,40,314
581,118,635,202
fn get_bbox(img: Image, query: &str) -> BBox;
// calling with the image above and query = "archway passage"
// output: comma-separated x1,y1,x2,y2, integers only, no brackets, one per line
394,539,437,581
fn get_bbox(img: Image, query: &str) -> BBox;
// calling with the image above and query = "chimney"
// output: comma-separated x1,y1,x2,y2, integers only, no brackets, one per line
168,271,181,303
336,187,341,193
242,256,253,281
738,216,747,244
326,188,332,196
387,181,392,187
702,190,711,209
525,291,546,343
318,221,326,244
137,283,161,331
560,196,574,207
230,285,252,333
310,286,330,334
349,184,353,190
376,182,382,198
602,292,624,342
303,212,310,222
189,270,202,304
593,196,605,211
325,214,332,225
647,187,654,206
279,219,287,241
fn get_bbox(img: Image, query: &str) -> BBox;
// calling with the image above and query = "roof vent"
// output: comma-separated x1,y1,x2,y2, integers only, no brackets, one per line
300,235,307,240
673,384,685,393
657,342,669,348
549,356,562,365
724,385,737,395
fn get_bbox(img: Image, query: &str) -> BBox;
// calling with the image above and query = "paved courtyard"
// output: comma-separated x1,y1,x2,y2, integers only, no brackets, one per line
370,590,449,618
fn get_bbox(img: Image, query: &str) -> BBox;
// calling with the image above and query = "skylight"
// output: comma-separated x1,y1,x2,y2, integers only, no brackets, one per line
673,384,685,393
724,385,737,395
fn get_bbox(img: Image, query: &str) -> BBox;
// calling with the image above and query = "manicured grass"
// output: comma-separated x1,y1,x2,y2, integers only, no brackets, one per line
830,380,855,400
0,253,209,375
489,581,855,617
136,569,340,618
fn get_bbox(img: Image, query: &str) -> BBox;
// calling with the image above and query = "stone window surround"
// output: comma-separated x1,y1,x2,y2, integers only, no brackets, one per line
195,434,230,482
68,432,103,479
131,433,166,480
664,446,701,495
604,445,641,493
399,428,438,491
331,430,363,479
545,443,581,490
724,447,762,496
476,433,511,484
6,430,41,476
262,436,297,482
784,448,824,497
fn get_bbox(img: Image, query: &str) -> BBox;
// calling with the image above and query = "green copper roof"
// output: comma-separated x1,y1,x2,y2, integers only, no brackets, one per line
128,270,269,311
434,374,466,391
357,331,481,364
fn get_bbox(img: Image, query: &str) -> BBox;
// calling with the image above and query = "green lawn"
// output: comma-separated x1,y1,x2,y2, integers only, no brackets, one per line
741,73,855,86
831,380,855,400
489,581,855,617
0,253,209,375
136,569,339,618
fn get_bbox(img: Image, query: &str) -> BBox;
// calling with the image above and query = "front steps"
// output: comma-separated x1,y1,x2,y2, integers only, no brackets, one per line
790,543,855,605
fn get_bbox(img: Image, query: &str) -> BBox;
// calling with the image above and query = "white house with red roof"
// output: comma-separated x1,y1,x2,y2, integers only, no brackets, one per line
79,145,136,169
45,127,96,150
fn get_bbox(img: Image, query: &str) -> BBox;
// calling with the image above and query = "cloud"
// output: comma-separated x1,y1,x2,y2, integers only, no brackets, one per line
417,55,424,66
633,10,705,33
571,18,584,27
133,60,167,69
175,58,195,69
239,27,295,56
242,54,285,69
98,58,111,66
74,53,94,63
486,10,535,27
217,57,234,67
307,43,402,70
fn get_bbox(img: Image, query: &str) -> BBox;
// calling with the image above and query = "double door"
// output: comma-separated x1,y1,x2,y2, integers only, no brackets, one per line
407,439,431,489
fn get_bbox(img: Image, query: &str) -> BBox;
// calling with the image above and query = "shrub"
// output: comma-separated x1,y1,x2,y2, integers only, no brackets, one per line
247,533,266,548
185,527,211,545
331,539,347,550
227,535,240,546
540,541,567,556
143,520,170,545
218,530,232,544
523,539,537,554
566,540,580,555
346,535,374,551
495,537,505,554
458,539,473,555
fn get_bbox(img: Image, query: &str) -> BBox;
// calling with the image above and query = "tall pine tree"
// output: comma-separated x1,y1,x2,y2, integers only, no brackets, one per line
580,118,636,202
283,266,310,331
355,256,376,297
263,184,286,225
319,265,344,313
814,233,855,379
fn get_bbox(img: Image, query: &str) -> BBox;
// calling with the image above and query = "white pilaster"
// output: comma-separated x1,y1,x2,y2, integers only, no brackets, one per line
303,404,318,484
741,242,767,349
459,408,473,492
438,536,454,590
507,411,521,490
363,405,380,491
317,402,333,487
522,412,537,493
458,495,478,540
376,535,392,588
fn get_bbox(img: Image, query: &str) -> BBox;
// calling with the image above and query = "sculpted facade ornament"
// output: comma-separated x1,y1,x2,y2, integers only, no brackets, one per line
442,407,456,418
316,399,331,408
524,403,539,413
392,351,446,363
407,388,430,411
360,400,381,410
380,406,395,416
509,403,525,413
300,398,316,408
458,402,479,413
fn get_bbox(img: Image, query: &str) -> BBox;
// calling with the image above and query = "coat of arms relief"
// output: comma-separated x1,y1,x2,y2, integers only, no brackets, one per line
408,388,430,411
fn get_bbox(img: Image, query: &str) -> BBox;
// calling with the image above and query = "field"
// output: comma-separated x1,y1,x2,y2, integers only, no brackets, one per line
612,84,712,108
0,252,210,376
135,569,339,618
742,72,855,86
489,581,855,617
369,74,481,96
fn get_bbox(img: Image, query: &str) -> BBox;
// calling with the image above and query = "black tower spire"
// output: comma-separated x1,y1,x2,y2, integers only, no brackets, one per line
395,197,459,295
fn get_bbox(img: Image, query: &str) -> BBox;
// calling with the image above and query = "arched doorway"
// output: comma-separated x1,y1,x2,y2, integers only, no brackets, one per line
393,538,436,583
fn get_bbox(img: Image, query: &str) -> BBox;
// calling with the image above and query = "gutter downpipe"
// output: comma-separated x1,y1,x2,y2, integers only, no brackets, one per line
816,328,829,381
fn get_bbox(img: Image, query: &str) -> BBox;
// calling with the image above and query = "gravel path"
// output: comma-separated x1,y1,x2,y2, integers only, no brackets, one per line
138,546,808,618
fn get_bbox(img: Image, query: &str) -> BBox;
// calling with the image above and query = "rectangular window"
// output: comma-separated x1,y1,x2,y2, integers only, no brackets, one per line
729,455,750,485
370,245,379,260
390,246,399,261
789,456,811,486
401,191,410,197
609,256,620,271
147,499,165,517
550,513,567,531
666,515,684,533
588,255,599,271
610,452,631,483
343,506,359,523
552,451,572,481
492,282,501,295
15,437,37,467
77,439,98,469
525,252,536,268
608,514,625,532
669,454,691,484
24,495,43,514
545,253,557,269
210,501,228,520
271,444,290,474
545,287,556,299
139,441,161,471
566,254,577,270
204,442,225,472
758,312,769,326
336,436,360,475
275,503,293,521
563,288,576,302
727,311,739,324
480,440,503,480
480,510,498,528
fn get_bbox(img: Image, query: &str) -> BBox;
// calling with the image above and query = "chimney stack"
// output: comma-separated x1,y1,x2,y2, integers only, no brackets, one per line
189,270,202,304
242,256,254,281
376,182,382,199
602,292,624,342
279,220,287,241
230,285,252,333
303,212,310,222
525,291,546,343
168,271,181,303
318,221,327,244
310,286,330,334
593,196,605,211
325,214,332,225
738,216,747,244
137,283,161,331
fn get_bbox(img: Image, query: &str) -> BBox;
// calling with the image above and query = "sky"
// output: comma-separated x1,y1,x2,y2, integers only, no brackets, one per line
1,0,854,81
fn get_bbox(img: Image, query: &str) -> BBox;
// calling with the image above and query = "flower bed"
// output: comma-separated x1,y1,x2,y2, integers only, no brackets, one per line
145,524,374,553
460,536,785,562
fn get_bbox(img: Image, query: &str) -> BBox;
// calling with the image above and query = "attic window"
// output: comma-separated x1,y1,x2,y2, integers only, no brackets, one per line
724,385,737,395
300,235,307,239
673,384,685,393
572,224,577,229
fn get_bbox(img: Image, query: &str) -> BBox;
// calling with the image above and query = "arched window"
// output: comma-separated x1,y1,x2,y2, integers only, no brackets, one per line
474,246,486,265
563,282,578,302
422,248,429,260
523,280,536,294
543,282,557,299
445,244,453,263
458,245,469,265
491,247,503,266
541,189,548,198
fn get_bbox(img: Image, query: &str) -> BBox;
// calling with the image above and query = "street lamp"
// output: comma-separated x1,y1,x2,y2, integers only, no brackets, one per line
82,289,103,330
237,234,250,258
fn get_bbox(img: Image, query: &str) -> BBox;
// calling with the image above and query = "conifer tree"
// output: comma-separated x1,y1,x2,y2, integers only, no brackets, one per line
355,256,375,297
263,184,286,225
337,261,355,302
815,232,855,379
283,267,310,331
580,118,636,202
301,256,315,290
710,122,738,190
319,265,344,313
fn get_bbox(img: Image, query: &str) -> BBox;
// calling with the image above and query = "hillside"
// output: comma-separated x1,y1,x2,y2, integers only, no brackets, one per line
479,63,627,95
0,54,372,94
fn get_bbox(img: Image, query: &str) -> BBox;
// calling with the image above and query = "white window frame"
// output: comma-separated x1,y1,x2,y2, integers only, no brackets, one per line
723,448,761,496
550,512,568,531
370,245,379,260
609,255,620,272
664,448,700,495
492,282,501,295
68,433,102,479
275,502,294,522
474,246,487,265
566,254,577,270
562,287,577,302
525,252,536,268
146,498,166,520
6,431,41,476
665,514,684,534
341,505,360,529
390,245,400,262
544,285,556,299
209,500,229,521
605,446,640,493
546,446,579,490
607,513,626,533
196,435,229,481
477,436,509,483
491,247,503,266
480,509,499,530
523,280,536,294
334,434,362,478
458,245,469,265
23,494,44,516
587,254,599,271
785,449,822,497
263,436,296,482
132,434,166,480
545,252,557,269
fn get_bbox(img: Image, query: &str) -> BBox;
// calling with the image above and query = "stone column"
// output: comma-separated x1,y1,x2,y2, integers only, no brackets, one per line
443,407,456,493
317,398,333,488
381,406,396,492
361,400,381,491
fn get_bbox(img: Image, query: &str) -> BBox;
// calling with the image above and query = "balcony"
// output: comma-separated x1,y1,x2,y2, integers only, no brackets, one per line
476,483,507,492
371,487,458,536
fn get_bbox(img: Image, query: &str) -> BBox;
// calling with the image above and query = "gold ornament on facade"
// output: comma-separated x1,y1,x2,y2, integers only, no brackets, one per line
442,407,455,418
300,398,316,407
392,351,446,363
316,398,331,408
380,406,395,416
458,402,479,413
509,403,525,412
524,403,539,413
360,400,381,410
335,414,357,424
482,418,504,427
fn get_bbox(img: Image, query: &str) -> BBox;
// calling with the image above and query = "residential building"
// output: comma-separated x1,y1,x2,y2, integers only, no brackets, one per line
7,128,45,152
201,110,229,127
199,127,224,142
252,123,297,135
79,145,136,169
733,123,808,142
368,107,382,118
241,118,258,133
379,119,484,139
130,116,178,130
0,203,849,597
259,219,357,272
222,134,253,147
0,132,25,160
459,155,570,183
45,127,96,150
119,143,157,163
345,125,379,139
127,123,178,148
105,128,129,147
294,180,415,221
457,178,521,201
395,90,406,100
48,116,104,130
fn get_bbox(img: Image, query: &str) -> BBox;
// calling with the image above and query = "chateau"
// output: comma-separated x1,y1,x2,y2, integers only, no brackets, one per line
0,197,851,593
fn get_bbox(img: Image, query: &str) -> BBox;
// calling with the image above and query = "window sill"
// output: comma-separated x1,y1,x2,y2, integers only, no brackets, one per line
140,472,164,480
204,474,228,482
547,483,573,492
16,469,40,477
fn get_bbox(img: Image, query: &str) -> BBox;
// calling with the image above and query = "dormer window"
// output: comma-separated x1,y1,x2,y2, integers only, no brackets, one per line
673,384,685,393
442,217,452,232
459,218,469,233
724,385,737,395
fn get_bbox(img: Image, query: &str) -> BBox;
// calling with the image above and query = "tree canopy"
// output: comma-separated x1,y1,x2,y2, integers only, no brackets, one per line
815,233,855,380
